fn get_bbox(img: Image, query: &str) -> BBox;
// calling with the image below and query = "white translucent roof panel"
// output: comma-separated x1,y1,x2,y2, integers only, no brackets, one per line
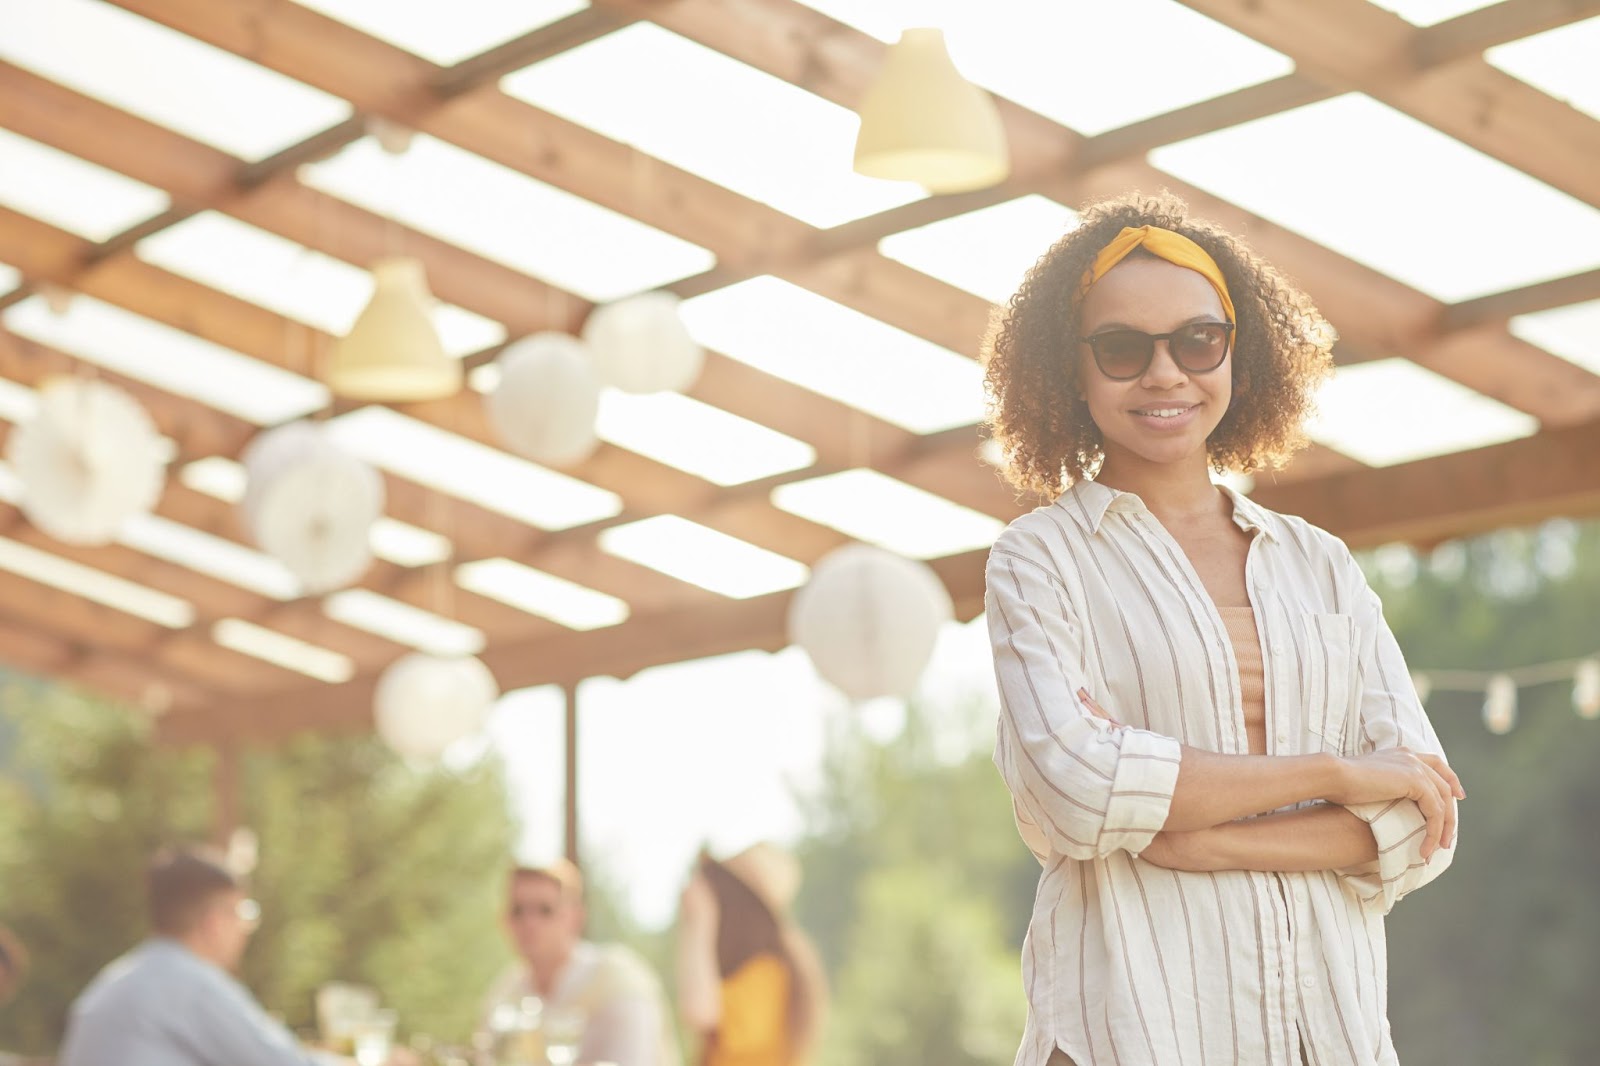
0,381,39,426
0,0,351,161
1150,94,1600,303
0,129,169,242
294,0,589,66
456,558,629,630
878,195,1079,305
0,535,193,629
0,264,19,294
179,455,455,567
1365,0,1501,26
679,276,984,433
3,296,329,425
1487,17,1600,122
599,516,808,599
118,514,301,601
1510,299,1600,375
771,468,1004,559
792,0,1293,135
301,135,715,302
324,588,486,656
502,23,925,227
213,617,354,684
594,391,817,487
137,212,505,357
325,406,621,531
1306,358,1538,467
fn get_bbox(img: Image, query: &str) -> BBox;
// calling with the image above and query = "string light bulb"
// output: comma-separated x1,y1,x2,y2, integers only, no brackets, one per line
1482,673,1517,735
1574,658,1600,720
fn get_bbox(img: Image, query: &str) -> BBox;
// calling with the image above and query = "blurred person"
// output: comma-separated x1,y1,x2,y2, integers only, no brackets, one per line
983,192,1463,1066
675,844,826,1066
58,845,406,1066
483,860,678,1066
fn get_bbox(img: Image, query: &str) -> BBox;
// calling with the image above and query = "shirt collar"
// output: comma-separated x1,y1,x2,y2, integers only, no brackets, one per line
1056,478,1277,542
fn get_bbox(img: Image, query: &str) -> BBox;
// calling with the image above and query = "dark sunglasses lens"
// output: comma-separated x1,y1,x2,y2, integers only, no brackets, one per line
1092,331,1154,379
1171,324,1230,371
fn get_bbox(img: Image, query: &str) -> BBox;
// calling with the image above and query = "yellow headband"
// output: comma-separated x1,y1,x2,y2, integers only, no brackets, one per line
1080,225,1235,325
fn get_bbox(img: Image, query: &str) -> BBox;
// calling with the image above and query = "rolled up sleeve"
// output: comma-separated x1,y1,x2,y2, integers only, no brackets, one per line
1334,559,1458,914
987,537,1182,863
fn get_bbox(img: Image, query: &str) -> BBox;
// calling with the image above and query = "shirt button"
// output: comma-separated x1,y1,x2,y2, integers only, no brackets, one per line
1272,643,1286,656
1276,731,1288,745
1302,975,1316,990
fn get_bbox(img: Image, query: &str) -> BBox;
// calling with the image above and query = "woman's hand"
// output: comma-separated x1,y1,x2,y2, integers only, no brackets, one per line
1325,748,1464,860
1077,688,1124,727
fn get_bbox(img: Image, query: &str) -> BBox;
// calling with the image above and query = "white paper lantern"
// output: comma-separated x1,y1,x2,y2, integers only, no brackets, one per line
242,422,384,594
789,544,954,700
8,378,166,545
581,292,703,394
1573,658,1600,721
486,333,602,466
373,652,499,760
1483,673,1517,735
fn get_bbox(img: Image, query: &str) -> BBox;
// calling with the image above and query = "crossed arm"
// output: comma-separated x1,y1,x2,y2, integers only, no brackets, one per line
1076,688,1463,874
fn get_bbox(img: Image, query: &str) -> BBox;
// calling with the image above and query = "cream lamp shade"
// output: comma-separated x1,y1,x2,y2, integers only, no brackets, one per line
788,544,954,701
486,332,602,467
241,422,384,595
8,378,167,546
580,291,704,395
852,27,1009,194
327,257,460,402
373,652,499,760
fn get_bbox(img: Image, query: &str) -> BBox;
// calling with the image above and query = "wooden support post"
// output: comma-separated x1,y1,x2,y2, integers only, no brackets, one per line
563,681,579,867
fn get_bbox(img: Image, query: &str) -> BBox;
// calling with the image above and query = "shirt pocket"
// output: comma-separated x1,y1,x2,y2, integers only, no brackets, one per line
1299,612,1360,754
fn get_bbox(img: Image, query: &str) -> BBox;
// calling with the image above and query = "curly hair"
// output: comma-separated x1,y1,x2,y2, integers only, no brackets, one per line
983,190,1335,499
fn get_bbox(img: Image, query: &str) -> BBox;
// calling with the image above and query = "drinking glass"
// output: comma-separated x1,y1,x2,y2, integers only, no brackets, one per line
353,1008,398,1066
541,1006,584,1066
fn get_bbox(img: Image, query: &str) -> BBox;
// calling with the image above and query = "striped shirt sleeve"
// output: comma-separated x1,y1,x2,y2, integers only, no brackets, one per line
986,532,1183,862
1333,549,1458,914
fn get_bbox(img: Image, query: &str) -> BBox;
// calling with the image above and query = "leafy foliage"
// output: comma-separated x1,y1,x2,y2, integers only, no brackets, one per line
0,689,515,1053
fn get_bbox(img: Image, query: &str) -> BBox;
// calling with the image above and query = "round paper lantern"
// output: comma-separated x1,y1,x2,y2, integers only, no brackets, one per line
374,652,499,760
486,333,602,467
8,378,167,545
788,544,954,700
581,292,703,394
242,422,384,594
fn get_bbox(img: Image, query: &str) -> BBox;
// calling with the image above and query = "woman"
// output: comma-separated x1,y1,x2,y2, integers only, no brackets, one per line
676,844,826,1066
983,192,1463,1066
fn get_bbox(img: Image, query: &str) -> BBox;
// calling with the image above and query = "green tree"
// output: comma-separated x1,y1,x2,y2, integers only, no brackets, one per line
0,682,517,1053
1363,519,1600,1066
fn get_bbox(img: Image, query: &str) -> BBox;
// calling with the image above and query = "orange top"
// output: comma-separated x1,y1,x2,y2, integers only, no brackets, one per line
705,953,795,1066
1218,606,1266,750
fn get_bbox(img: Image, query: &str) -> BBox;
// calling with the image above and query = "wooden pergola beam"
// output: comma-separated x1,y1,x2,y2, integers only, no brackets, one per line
156,545,994,744
0,615,216,716
1252,416,1600,548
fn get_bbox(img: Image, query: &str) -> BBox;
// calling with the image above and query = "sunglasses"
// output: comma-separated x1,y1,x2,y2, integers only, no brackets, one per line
1081,321,1233,381
510,902,559,920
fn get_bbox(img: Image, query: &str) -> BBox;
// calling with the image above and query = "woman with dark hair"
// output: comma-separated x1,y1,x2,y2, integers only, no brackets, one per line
675,844,827,1066
983,191,1463,1066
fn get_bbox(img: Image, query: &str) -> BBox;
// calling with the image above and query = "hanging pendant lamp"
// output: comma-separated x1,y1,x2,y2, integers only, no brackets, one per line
326,257,460,402
852,27,1009,195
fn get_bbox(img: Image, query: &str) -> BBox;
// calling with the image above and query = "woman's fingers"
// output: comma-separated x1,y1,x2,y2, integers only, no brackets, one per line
1418,752,1466,800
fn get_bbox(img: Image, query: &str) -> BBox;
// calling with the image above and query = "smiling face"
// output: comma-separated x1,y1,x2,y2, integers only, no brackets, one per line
1077,254,1232,479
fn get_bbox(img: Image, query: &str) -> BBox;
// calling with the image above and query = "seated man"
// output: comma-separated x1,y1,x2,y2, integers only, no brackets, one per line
484,861,679,1066
59,846,388,1066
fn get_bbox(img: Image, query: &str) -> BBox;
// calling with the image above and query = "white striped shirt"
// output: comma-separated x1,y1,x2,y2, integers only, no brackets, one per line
986,479,1456,1066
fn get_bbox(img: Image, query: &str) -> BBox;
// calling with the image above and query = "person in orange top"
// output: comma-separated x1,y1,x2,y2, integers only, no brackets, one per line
675,844,827,1066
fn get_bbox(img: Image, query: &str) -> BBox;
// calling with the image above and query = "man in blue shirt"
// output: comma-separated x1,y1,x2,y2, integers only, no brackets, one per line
59,847,369,1066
